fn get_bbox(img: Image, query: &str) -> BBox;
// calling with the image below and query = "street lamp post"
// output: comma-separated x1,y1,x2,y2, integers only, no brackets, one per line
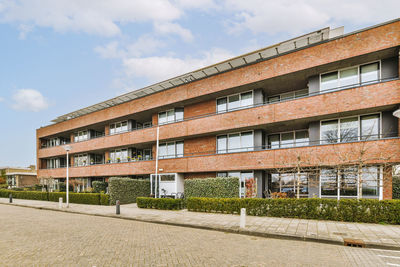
393,109,400,119
63,145,72,208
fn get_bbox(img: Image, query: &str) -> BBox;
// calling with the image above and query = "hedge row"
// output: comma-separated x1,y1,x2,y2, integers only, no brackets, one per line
137,197,184,210
0,189,109,205
92,181,108,193
186,197,400,224
184,177,239,198
109,177,150,204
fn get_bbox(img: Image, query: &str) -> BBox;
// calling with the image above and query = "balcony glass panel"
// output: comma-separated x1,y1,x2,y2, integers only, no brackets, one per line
281,132,294,148
295,131,309,147
268,134,280,149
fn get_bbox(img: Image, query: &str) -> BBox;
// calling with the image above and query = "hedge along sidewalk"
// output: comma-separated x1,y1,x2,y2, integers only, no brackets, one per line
2,198,400,250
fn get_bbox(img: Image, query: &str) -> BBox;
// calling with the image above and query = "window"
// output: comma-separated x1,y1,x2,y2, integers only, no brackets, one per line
320,62,380,92
144,149,152,160
74,130,89,142
270,173,309,196
281,92,295,101
74,154,88,167
110,149,128,163
217,135,227,154
320,169,337,196
110,121,128,135
339,67,358,88
217,131,254,154
340,167,358,197
360,62,379,84
340,117,358,142
362,166,379,197
158,108,184,125
321,72,338,91
217,98,227,113
159,141,184,158
268,130,309,149
268,134,280,149
268,96,280,103
295,131,309,147
217,91,254,113
361,114,380,140
268,89,309,104
47,158,60,169
321,120,339,144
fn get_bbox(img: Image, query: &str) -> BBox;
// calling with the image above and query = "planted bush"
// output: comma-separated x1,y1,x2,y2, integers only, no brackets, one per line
48,192,101,205
0,189,48,201
100,193,110,205
92,181,108,193
184,177,239,198
137,197,184,210
186,197,400,224
109,177,150,204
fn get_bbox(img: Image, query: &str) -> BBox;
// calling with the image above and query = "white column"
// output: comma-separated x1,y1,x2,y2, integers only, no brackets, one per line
154,126,160,198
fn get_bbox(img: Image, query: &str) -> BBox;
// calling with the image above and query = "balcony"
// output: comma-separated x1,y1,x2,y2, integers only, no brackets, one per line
37,137,400,178
38,78,400,159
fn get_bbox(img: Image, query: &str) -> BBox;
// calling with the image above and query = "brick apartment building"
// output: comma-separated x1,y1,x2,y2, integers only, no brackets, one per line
37,19,400,199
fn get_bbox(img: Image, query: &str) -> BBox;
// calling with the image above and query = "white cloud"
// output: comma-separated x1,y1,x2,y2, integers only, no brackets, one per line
94,35,165,59
0,97,4,102
122,48,234,82
12,89,49,112
0,0,182,37
223,0,400,35
154,22,193,42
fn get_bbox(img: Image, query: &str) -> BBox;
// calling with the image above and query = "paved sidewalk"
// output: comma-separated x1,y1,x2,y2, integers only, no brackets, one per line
1,197,400,250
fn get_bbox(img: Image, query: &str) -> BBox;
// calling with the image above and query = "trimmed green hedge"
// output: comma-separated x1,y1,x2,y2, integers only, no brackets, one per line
0,189,109,205
393,176,400,199
0,189,48,201
92,181,108,193
137,197,184,210
109,177,150,204
184,177,239,198
187,197,400,224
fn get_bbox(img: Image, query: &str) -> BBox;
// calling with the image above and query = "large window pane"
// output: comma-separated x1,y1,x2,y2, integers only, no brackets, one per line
159,112,167,125
241,131,254,151
175,108,184,121
217,97,227,113
167,142,176,158
271,173,280,193
268,96,280,103
268,134,280,149
240,92,253,108
228,133,240,152
167,110,175,123
121,121,128,132
281,92,295,101
321,120,338,144
217,135,227,154
320,169,337,196
362,166,379,197
361,62,379,84
339,67,358,88
340,117,358,142
281,174,295,194
295,89,308,98
281,132,294,148
228,94,240,110
361,114,379,140
340,167,357,196
159,144,167,158
241,171,253,198
176,141,184,158
298,174,309,195
321,72,338,91
295,131,309,147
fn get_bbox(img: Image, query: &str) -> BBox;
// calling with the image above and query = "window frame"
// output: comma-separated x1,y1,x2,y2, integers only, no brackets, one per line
216,130,254,154
267,129,309,149
158,140,184,159
216,90,254,113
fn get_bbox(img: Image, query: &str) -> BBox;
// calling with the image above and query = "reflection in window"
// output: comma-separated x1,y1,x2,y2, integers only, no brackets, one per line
158,141,184,158
158,108,184,125
321,120,339,144
321,72,338,91
320,169,337,196
340,167,358,196
268,134,280,149
339,67,358,88
361,114,380,140
217,131,254,154
340,117,358,142
281,132,294,148
361,62,379,84
362,166,379,197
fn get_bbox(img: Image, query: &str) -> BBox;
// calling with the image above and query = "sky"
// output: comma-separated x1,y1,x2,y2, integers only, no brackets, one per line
0,0,399,167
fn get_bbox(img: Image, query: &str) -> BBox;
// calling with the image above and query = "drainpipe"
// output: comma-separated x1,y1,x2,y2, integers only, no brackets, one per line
154,125,160,198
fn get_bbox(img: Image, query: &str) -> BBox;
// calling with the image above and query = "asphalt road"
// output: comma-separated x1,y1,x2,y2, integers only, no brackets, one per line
0,204,399,267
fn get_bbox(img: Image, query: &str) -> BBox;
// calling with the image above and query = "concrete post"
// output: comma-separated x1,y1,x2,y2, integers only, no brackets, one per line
116,200,120,215
240,208,246,228
59,197,63,209
9,193,12,203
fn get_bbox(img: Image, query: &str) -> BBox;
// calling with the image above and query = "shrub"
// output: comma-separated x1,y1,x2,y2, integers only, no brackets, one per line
0,189,48,201
59,182,73,192
184,177,239,198
48,192,100,205
92,181,108,193
137,197,184,210
186,197,400,224
100,193,110,205
393,176,400,199
109,177,150,204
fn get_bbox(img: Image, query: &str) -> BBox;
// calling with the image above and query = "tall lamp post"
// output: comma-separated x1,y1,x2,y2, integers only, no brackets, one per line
393,109,400,119
63,145,72,208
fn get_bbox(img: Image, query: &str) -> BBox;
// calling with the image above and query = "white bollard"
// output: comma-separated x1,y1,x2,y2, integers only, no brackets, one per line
59,197,63,209
240,208,246,229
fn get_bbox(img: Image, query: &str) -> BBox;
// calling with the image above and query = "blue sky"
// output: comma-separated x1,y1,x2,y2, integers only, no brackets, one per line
0,0,399,167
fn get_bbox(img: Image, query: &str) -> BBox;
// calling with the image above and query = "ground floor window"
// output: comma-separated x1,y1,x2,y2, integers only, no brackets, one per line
270,173,309,197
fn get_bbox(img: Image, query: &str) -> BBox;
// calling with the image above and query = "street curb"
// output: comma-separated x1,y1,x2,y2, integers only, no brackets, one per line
2,202,400,251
